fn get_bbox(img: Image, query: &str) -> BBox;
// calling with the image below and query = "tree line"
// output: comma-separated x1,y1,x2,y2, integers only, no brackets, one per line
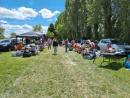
55,0,130,43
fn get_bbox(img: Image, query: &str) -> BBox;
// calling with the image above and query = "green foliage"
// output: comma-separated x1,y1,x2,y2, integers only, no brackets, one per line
0,34,4,39
48,23,55,33
55,0,130,43
48,23,59,38
33,24,43,32
46,31,54,38
0,27,5,39
10,32,16,38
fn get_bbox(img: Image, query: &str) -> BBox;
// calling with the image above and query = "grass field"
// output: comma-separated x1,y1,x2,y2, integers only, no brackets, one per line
0,47,130,98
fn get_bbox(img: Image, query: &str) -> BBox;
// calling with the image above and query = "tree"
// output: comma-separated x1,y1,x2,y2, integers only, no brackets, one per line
0,27,5,39
46,31,54,38
103,0,112,38
48,23,55,32
10,32,16,38
55,12,66,39
87,0,103,39
117,0,130,43
55,0,130,43
48,23,57,37
33,24,43,32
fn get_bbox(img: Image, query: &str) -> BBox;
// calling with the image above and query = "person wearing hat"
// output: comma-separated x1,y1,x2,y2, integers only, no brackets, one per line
124,54,130,69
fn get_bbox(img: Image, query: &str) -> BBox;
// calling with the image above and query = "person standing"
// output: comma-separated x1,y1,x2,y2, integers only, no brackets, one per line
25,38,31,45
64,39,68,52
53,39,58,55
47,38,52,50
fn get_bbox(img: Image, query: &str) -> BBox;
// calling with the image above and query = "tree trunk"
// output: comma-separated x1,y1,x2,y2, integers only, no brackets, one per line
103,0,112,38
94,23,99,40
87,26,92,39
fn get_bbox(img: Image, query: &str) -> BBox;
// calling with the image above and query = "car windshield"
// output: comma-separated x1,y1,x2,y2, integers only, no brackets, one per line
0,39,10,43
111,40,122,45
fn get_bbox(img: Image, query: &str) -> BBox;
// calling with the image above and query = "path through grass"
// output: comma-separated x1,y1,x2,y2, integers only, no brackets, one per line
0,47,130,98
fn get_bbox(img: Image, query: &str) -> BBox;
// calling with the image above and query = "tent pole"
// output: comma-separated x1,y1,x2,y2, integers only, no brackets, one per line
22,37,23,44
16,36,18,44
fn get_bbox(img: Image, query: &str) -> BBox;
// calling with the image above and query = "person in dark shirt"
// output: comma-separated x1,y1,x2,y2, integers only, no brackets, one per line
25,38,31,45
64,39,68,52
53,39,58,55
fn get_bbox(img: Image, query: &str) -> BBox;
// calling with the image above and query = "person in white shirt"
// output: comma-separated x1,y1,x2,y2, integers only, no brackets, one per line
47,38,52,50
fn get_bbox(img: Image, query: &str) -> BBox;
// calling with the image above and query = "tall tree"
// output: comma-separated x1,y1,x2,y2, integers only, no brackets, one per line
48,23,55,33
55,0,130,43
48,23,58,37
103,0,112,38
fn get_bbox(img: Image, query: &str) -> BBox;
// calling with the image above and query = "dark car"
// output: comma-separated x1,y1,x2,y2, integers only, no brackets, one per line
0,38,17,51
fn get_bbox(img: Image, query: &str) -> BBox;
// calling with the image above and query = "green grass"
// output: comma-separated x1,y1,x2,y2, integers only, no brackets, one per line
0,48,130,98
0,52,36,93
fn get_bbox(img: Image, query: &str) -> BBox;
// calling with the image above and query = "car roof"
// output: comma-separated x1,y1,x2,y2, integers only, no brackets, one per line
0,39,11,42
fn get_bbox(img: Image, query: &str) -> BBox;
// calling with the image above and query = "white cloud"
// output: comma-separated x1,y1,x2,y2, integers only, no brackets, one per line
0,7,38,20
39,8,60,19
1,23,48,37
1,24,33,37
42,26,48,34
2,24,33,31
0,7,60,20
0,20,8,24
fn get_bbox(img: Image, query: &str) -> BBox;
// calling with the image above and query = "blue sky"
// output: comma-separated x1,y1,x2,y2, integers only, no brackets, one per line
0,0,65,37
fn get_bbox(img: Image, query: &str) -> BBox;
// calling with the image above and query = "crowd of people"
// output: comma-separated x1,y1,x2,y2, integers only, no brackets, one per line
46,38,130,69
46,38,97,56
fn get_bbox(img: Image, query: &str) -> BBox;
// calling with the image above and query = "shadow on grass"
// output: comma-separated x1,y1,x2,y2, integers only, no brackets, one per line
52,53,57,55
0,52,3,54
100,62,123,71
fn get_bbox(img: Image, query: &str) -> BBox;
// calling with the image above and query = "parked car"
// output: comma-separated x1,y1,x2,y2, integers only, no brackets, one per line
98,39,130,54
0,38,20,51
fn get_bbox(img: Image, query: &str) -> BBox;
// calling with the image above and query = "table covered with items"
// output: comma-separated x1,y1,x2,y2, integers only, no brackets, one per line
100,52,127,64
11,44,40,57
11,32,45,57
